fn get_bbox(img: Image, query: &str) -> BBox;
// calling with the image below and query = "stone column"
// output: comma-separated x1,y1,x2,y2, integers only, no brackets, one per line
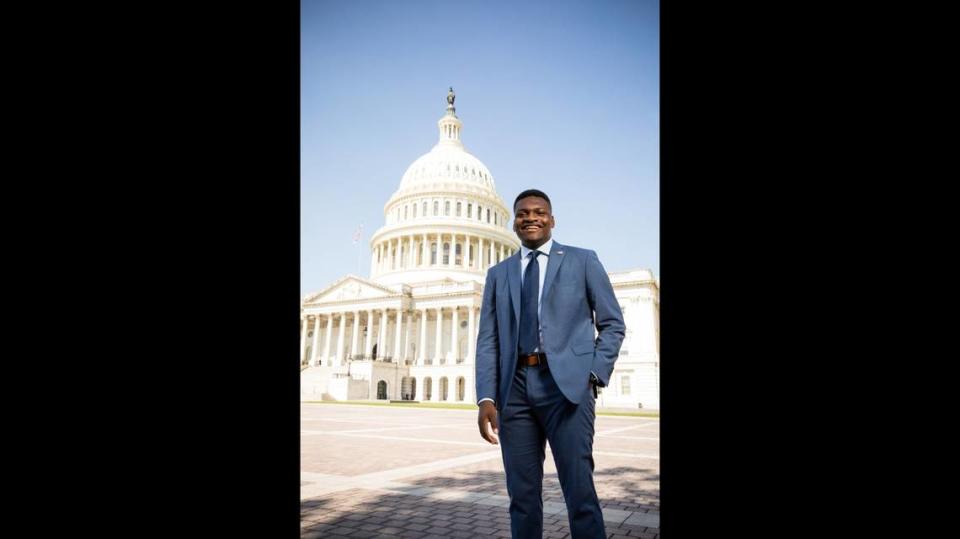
370,246,378,277
404,312,412,364
335,313,346,366
434,307,443,362
418,309,428,365
324,313,334,365
311,316,321,365
451,307,459,362
351,311,360,360
364,310,373,357
378,309,387,360
299,316,308,363
468,306,476,364
394,310,404,364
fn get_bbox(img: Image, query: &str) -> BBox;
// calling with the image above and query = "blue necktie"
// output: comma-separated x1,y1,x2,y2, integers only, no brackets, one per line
518,250,541,354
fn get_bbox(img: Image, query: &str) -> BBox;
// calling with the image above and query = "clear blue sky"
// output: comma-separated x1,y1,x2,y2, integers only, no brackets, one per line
301,0,658,298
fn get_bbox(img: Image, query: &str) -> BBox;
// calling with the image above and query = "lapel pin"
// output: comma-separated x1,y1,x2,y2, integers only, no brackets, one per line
557,250,563,255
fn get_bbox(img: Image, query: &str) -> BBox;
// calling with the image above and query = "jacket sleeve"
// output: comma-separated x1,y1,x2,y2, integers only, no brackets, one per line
475,268,500,404
584,250,626,387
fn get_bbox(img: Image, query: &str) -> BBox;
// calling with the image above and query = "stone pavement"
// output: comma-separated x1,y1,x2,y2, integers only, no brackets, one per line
301,403,659,539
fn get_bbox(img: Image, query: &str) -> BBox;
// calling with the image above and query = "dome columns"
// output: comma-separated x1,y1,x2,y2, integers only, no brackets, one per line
370,231,518,279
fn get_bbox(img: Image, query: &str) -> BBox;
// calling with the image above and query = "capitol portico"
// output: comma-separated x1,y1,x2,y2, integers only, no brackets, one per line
301,91,660,409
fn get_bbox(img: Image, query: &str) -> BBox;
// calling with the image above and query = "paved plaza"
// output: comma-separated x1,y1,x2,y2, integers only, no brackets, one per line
301,403,660,539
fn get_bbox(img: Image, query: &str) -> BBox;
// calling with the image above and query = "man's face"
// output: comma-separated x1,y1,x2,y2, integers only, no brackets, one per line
513,196,555,248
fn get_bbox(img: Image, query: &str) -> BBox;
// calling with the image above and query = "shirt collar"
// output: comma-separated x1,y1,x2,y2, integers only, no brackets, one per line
520,238,553,260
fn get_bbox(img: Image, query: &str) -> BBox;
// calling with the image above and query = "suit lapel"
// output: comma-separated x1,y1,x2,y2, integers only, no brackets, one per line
506,251,522,326
541,241,566,306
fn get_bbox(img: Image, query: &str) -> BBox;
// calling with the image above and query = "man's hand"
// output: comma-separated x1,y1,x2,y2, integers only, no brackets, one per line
477,401,499,445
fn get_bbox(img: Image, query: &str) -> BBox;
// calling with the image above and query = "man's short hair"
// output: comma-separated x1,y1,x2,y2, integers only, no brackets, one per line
513,189,552,212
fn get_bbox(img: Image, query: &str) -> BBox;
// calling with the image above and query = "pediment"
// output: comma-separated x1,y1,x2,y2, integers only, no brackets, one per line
303,275,401,305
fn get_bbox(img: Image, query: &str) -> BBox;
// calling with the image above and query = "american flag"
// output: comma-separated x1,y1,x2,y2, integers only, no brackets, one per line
352,224,363,244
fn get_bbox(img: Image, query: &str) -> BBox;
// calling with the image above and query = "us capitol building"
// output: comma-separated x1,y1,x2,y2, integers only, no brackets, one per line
300,90,660,409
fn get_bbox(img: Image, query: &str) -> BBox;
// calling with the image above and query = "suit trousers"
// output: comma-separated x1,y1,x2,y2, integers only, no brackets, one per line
498,362,606,539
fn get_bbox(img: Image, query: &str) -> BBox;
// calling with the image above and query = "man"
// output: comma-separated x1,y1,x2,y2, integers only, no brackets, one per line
476,189,626,539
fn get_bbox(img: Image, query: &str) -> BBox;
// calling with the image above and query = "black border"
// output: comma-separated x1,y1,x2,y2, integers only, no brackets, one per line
24,0,896,535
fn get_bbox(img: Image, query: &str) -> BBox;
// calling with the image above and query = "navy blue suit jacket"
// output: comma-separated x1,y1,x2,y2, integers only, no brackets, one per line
475,241,626,407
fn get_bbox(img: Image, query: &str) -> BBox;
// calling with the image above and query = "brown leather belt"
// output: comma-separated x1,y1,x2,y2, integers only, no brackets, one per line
519,352,547,367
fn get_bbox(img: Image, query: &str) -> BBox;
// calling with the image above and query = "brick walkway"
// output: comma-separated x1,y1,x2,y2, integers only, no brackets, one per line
301,403,659,538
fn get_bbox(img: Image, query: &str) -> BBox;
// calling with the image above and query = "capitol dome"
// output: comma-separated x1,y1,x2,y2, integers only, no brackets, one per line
370,89,520,286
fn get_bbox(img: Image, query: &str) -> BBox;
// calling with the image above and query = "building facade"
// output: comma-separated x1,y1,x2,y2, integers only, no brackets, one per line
300,93,659,409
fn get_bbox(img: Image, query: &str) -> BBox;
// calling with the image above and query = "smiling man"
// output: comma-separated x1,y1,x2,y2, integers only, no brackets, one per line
475,189,626,539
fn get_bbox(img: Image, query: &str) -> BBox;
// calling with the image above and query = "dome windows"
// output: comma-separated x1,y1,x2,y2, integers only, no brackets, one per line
467,203,472,218
444,201,450,216
456,202,461,217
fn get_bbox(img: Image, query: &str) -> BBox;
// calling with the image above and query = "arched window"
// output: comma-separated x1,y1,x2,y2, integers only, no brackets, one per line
456,202,461,216
457,377,465,401
487,209,491,223
433,201,439,215
413,204,417,218
377,380,388,400
443,242,450,265
404,205,408,219
423,201,427,216
467,203,472,218
424,377,433,401
445,201,450,216
494,213,497,225
455,243,462,265
440,377,449,401
431,242,437,265
477,205,482,221
401,376,416,401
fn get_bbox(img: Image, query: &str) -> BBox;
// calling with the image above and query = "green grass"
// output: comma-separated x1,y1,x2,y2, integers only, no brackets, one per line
302,400,659,417
303,400,476,410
